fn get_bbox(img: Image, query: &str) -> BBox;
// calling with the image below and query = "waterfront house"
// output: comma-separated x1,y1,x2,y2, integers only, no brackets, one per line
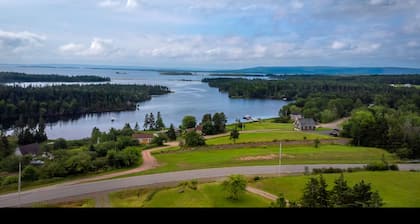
132,133,154,144
294,118,316,131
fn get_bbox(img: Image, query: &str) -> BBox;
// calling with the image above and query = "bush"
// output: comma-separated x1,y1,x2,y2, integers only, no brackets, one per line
145,190,158,202
22,165,39,181
312,167,345,174
53,138,67,150
253,176,262,182
2,175,18,186
395,148,412,159
365,162,389,171
389,164,399,171
184,131,205,147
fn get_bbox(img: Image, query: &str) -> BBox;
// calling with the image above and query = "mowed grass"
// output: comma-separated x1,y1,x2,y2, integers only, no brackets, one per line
33,198,95,208
206,131,334,145
227,119,294,131
109,182,271,207
249,171,420,207
141,144,397,175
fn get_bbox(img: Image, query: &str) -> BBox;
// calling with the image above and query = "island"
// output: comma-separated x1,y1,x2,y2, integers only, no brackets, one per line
0,72,111,83
159,71,194,76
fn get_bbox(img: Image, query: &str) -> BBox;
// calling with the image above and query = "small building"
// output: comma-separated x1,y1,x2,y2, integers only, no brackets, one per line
290,113,303,122
15,143,41,157
132,133,154,144
294,118,316,131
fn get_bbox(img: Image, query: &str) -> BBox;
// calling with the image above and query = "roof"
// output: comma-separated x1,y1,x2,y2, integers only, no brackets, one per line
132,133,154,139
296,118,316,127
18,143,40,156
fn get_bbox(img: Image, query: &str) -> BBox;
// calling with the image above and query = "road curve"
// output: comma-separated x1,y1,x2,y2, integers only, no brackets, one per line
1,164,419,207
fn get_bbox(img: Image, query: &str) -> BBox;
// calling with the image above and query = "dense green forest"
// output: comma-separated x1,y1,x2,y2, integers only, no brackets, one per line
0,84,170,128
203,75,420,158
0,124,141,186
0,72,110,83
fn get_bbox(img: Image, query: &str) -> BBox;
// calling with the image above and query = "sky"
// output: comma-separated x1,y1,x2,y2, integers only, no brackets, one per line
0,0,420,69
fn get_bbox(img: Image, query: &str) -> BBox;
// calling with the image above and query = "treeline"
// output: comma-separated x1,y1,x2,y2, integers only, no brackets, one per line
203,75,420,158
0,72,110,83
203,76,420,123
0,84,171,128
0,124,141,185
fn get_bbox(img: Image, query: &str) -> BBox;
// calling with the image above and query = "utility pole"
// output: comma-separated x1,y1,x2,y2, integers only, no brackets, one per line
18,160,21,207
278,142,282,175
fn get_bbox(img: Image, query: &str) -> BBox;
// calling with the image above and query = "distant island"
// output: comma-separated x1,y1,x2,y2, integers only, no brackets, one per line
0,72,111,83
208,73,265,77
160,71,193,76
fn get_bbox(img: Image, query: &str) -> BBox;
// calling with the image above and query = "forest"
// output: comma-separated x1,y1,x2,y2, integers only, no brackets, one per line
0,84,171,128
0,72,110,83
204,75,420,159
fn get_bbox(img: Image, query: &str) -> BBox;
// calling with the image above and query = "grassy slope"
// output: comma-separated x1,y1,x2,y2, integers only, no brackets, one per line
141,144,397,175
33,198,95,208
250,171,420,207
226,120,294,131
109,182,271,208
206,131,334,145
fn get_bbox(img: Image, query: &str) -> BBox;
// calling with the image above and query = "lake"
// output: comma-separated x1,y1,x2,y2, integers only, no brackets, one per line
0,65,288,140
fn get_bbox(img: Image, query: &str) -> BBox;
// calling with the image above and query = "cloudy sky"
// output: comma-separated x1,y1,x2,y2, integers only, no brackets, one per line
0,0,420,69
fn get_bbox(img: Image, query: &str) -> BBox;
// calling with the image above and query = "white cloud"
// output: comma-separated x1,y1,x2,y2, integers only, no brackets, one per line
98,0,139,10
331,41,348,50
0,29,45,53
59,38,118,57
291,0,304,9
407,40,419,47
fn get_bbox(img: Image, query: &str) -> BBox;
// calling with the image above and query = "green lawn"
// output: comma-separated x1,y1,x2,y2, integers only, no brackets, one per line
206,131,334,145
109,182,271,207
33,198,95,208
250,171,420,207
139,144,397,175
227,119,294,131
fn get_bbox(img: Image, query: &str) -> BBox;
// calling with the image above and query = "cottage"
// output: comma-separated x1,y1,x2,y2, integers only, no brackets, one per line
294,118,316,131
290,113,303,122
15,143,41,157
132,133,154,144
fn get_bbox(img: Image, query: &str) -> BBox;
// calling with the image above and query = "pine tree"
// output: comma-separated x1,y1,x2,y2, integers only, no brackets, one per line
167,124,177,141
134,122,140,131
143,114,149,130
155,111,165,130
331,173,352,207
149,113,155,130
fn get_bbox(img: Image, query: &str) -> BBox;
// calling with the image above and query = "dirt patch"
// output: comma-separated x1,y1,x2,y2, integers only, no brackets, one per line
238,154,295,161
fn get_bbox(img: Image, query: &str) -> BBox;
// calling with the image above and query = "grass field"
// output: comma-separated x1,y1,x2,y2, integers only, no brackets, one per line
250,171,420,207
140,144,397,175
33,198,95,208
206,131,334,145
109,182,271,207
227,119,294,131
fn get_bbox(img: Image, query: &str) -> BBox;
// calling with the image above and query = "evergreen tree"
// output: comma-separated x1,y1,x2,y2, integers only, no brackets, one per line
134,122,140,131
155,111,165,130
212,112,227,134
331,173,352,207
149,112,155,130
143,114,149,130
166,124,177,141
230,129,240,143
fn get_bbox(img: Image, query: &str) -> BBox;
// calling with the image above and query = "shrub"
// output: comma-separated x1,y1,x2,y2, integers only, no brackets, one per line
22,165,39,181
389,164,399,171
2,176,18,186
184,131,205,147
222,174,247,200
312,167,345,174
253,176,262,182
53,138,67,150
365,162,388,171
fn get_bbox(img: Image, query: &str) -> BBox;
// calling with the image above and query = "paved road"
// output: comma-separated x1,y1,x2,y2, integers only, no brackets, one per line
1,164,419,207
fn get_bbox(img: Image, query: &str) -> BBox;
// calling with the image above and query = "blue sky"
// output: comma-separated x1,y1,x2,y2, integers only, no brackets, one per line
0,0,420,69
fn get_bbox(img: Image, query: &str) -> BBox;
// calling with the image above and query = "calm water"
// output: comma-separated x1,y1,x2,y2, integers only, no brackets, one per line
1,65,287,140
